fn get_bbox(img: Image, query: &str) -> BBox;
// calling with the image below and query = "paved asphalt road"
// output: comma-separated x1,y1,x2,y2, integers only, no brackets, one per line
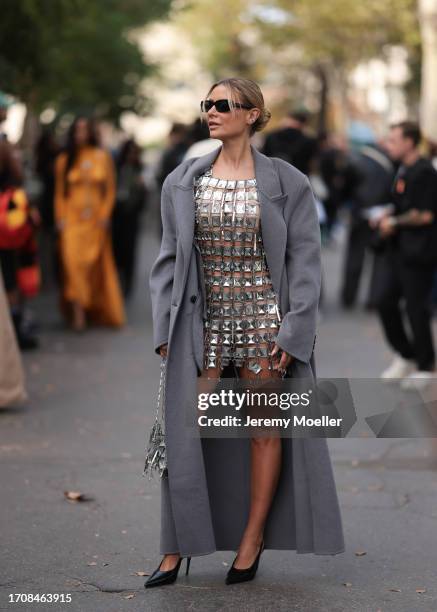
1,212,437,612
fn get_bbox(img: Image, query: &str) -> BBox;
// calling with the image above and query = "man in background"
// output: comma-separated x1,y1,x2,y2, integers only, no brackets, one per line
156,123,189,189
261,109,317,176
340,142,395,308
374,121,437,388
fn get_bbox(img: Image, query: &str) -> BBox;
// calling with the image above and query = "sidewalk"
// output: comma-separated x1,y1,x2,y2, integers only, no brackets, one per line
0,222,436,612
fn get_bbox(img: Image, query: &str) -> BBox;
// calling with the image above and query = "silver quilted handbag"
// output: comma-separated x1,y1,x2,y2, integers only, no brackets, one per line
143,356,168,479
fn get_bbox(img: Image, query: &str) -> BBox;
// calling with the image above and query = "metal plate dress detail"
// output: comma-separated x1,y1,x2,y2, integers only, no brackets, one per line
193,164,282,375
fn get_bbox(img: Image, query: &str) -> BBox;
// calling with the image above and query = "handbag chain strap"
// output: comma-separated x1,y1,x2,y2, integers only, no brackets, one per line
155,355,167,426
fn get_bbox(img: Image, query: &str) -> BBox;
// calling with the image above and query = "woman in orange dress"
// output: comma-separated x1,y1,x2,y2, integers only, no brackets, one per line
54,117,125,330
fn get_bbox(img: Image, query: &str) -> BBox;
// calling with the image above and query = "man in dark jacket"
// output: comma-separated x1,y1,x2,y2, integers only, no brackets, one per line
261,110,317,176
341,143,395,308
374,121,437,388
156,123,189,189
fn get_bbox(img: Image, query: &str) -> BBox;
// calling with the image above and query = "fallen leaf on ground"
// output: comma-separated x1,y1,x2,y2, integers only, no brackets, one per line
354,550,367,556
64,490,94,502
65,579,82,587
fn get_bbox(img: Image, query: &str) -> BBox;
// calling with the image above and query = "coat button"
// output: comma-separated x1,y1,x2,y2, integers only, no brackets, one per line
190,294,197,303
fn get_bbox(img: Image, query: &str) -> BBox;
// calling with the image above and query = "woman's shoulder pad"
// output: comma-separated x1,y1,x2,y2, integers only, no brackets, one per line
270,156,308,185
162,157,198,190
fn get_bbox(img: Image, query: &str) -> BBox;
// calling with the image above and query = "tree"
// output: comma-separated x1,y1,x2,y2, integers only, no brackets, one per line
0,0,172,121
174,0,421,132
174,0,260,80
254,0,420,131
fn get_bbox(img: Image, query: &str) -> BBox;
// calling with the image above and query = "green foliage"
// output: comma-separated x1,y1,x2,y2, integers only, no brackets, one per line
259,0,420,68
0,0,172,120
175,0,261,79
175,0,420,87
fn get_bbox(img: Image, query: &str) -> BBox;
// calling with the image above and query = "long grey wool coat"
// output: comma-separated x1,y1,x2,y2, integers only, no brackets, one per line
149,142,345,557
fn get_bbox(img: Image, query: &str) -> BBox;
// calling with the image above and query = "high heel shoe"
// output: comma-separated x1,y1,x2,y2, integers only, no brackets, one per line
144,555,191,588
225,540,265,585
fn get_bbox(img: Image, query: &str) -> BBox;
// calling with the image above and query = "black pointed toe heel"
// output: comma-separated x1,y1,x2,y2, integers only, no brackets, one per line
144,555,192,588
225,540,264,585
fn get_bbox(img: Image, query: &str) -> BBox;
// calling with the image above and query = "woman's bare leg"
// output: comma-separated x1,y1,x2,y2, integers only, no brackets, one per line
232,359,283,569
71,300,86,331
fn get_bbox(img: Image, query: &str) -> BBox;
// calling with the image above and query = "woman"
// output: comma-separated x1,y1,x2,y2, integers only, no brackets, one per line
112,139,147,297
147,77,344,588
54,117,125,330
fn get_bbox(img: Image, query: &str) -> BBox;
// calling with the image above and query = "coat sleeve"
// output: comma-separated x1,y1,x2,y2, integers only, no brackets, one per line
276,175,321,363
149,177,177,355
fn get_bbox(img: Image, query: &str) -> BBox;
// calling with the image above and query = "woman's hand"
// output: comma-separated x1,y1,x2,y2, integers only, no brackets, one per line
378,215,397,237
159,343,168,358
270,342,294,374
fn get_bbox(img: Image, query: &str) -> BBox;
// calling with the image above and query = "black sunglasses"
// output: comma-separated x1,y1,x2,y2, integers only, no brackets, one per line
200,98,254,113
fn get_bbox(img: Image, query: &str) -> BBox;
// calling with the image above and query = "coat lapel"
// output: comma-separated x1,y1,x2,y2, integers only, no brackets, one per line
172,142,288,302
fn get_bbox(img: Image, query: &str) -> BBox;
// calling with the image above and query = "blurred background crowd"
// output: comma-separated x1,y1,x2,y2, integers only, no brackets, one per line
1,0,437,405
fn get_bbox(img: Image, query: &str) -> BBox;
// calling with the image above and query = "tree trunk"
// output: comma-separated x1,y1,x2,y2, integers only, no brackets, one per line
325,64,348,136
314,63,329,137
419,0,437,142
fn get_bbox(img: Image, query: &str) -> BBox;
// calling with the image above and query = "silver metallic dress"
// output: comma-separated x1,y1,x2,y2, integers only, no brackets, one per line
193,164,282,375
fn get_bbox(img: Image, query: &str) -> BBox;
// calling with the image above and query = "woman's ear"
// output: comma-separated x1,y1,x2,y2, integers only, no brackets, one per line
247,109,260,127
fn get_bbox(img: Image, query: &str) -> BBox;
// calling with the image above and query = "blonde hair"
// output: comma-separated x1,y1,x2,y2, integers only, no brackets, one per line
201,77,271,136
